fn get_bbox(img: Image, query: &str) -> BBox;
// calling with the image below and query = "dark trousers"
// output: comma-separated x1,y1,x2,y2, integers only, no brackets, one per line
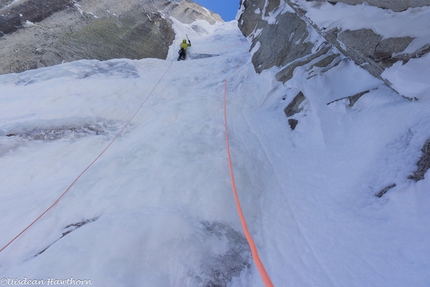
178,48,186,61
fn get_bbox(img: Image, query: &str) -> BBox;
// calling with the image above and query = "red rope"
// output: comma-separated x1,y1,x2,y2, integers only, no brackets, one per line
1,46,275,287
0,61,174,253
223,59,274,287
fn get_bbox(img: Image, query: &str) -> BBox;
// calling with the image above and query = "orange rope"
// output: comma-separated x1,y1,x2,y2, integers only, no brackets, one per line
0,61,174,253
1,46,275,287
223,60,274,287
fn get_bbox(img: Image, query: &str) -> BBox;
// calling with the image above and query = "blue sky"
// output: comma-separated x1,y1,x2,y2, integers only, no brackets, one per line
193,0,241,21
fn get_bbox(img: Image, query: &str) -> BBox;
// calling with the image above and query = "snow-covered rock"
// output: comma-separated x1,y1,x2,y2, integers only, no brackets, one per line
238,0,430,186
238,0,430,99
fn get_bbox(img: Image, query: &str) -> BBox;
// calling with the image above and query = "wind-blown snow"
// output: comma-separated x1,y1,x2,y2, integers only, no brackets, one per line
0,16,429,287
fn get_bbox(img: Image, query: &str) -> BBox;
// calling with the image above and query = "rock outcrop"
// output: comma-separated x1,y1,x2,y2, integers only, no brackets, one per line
238,0,430,188
238,0,430,97
324,0,430,12
0,0,222,74
409,139,430,182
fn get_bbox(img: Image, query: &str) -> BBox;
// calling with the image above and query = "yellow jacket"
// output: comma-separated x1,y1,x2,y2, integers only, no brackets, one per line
180,39,191,50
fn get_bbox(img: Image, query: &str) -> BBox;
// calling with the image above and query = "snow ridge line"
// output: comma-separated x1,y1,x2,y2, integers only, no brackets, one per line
0,61,174,254
223,56,274,287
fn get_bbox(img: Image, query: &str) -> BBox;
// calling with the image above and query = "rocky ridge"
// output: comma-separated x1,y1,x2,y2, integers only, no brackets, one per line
238,0,430,94
238,0,430,188
0,0,222,74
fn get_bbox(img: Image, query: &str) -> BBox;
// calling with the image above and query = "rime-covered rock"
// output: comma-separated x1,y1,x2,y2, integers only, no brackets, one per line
238,0,430,97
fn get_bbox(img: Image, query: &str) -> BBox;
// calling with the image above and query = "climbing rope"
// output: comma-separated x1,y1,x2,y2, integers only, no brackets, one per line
0,61,174,254
223,57,274,287
0,41,245,254
1,42,275,287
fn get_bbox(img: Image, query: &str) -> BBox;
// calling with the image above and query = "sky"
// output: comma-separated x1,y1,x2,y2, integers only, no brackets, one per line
193,0,240,21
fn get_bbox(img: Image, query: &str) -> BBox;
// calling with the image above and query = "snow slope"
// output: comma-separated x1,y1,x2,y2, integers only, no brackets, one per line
0,18,429,287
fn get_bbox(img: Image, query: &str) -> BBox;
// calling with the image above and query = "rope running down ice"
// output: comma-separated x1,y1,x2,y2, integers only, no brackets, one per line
0,61,174,253
223,55,274,287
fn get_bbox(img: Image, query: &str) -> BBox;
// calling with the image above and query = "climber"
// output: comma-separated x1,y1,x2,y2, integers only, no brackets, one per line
177,38,191,61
